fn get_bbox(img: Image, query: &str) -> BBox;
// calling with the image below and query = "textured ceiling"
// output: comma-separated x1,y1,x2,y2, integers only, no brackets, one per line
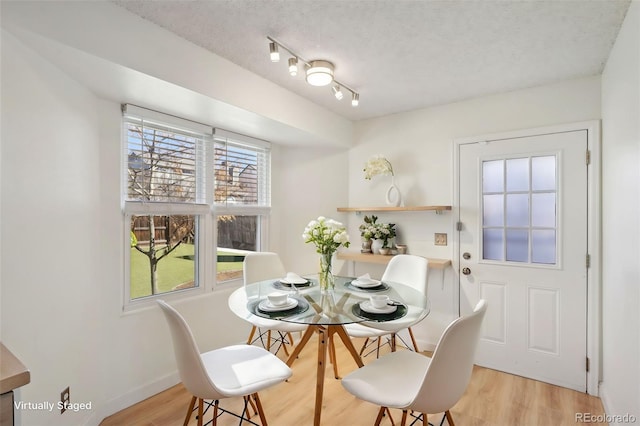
111,0,630,121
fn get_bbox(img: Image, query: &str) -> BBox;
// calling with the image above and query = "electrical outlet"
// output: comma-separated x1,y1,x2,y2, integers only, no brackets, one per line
434,233,448,246
60,387,70,414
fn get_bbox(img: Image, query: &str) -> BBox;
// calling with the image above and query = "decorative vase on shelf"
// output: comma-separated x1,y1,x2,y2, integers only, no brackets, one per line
319,252,335,292
379,247,391,255
361,239,372,253
371,239,384,255
386,176,403,207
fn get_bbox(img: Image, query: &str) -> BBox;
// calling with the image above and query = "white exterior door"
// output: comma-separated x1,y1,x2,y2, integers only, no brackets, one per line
458,128,589,392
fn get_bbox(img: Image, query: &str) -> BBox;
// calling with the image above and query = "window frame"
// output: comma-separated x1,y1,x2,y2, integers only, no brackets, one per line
122,105,271,311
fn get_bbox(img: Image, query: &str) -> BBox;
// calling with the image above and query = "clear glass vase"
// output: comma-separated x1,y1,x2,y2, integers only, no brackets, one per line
319,252,335,292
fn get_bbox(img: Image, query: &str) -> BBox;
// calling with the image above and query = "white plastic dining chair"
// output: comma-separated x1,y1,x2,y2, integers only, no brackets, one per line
157,300,292,426
345,254,428,356
242,252,307,355
341,299,487,426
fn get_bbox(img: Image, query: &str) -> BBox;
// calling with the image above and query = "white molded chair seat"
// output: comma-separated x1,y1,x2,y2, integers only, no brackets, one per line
158,300,292,426
342,300,487,426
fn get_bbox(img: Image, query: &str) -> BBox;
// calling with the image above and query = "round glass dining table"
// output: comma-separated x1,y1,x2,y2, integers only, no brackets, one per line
230,275,430,426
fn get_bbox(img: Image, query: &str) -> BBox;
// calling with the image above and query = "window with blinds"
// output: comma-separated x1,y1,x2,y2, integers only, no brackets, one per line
213,130,271,208
121,105,272,307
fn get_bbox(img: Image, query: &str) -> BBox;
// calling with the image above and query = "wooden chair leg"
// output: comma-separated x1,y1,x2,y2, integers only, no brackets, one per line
247,394,258,415
445,410,455,426
247,326,257,345
359,338,370,355
197,398,204,426
212,400,219,426
376,337,381,357
386,408,396,425
266,330,272,351
391,333,397,352
374,406,386,426
253,393,268,425
400,410,408,426
183,396,196,426
408,327,420,352
422,413,428,425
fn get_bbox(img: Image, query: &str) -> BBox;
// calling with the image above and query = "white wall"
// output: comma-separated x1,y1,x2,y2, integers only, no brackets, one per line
0,29,346,425
601,1,640,423
350,75,602,348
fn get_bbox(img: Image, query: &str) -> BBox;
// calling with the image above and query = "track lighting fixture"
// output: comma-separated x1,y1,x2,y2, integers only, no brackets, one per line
288,57,298,76
267,36,359,107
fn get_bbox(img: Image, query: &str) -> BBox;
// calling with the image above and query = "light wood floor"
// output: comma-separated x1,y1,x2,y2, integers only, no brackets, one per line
101,337,606,426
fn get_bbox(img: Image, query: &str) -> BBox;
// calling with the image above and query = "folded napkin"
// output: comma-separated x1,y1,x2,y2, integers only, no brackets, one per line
282,272,307,284
354,273,378,285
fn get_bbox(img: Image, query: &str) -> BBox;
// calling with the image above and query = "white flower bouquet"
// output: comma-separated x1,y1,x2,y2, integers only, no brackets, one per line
303,216,351,255
363,155,394,180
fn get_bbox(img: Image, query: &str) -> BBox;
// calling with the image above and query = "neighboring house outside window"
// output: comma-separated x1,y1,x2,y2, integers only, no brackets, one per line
122,105,271,308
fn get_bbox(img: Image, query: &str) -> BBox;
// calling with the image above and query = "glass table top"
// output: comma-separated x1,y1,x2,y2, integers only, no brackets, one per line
233,275,430,327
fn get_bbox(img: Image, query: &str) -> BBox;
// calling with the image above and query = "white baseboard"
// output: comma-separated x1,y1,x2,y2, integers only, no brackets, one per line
84,371,180,426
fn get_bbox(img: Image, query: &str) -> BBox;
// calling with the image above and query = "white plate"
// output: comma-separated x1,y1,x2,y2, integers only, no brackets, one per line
359,300,397,314
258,298,298,312
352,278,381,288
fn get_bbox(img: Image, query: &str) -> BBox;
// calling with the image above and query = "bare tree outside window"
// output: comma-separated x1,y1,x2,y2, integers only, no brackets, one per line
127,124,199,296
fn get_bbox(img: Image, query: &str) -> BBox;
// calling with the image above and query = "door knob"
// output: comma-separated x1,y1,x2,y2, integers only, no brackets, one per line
463,252,471,260
462,267,471,275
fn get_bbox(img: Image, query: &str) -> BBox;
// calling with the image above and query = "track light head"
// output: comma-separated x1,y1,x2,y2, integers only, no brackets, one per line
351,93,359,107
332,85,344,100
269,42,280,62
288,57,298,77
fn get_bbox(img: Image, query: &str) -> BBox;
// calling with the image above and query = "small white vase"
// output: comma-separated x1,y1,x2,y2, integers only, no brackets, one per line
371,239,384,255
386,176,402,207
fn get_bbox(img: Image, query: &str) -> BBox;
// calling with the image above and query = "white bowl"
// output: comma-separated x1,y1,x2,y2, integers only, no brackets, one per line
267,292,289,306
370,294,390,309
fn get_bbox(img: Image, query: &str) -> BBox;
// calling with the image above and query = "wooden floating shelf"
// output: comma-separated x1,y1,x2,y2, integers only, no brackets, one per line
337,206,452,213
337,252,451,269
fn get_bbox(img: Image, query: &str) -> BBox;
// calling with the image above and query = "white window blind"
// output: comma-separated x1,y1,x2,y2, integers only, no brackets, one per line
123,105,211,205
213,129,271,208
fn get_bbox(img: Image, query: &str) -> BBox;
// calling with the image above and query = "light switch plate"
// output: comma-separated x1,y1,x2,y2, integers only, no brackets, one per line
434,233,447,246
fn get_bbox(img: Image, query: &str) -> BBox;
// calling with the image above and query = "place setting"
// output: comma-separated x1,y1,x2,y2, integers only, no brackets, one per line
250,291,310,319
352,294,407,321
272,271,314,290
345,273,389,292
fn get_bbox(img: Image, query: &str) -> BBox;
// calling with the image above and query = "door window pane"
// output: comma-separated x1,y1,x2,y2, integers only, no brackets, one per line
532,156,556,191
480,154,557,266
483,160,504,193
506,158,529,192
483,194,504,227
532,193,556,228
506,229,529,262
532,230,556,264
483,229,503,261
506,194,529,227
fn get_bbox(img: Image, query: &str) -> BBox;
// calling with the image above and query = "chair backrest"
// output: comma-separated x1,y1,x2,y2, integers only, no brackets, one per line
243,252,287,286
381,254,428,295
411,299,488,414
157,300,222,399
